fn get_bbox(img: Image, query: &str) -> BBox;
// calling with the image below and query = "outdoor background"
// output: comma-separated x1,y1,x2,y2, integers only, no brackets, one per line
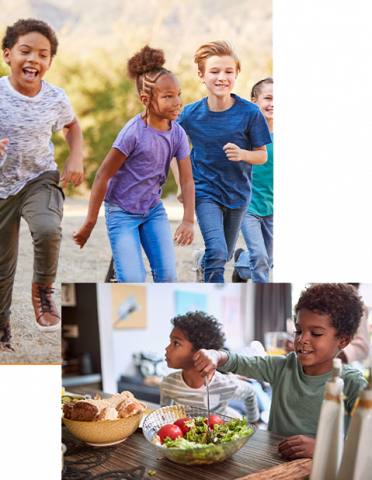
0,0,273,363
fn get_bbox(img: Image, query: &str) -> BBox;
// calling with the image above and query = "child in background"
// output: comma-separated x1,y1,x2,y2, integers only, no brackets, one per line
176,40,272,283
192,284,368,459
0,19,84,349
161,312,259,425
73,46,195,283
233,78,274,283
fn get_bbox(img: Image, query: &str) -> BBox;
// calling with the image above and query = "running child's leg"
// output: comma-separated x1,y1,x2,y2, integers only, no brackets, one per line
140,202,177,283
237,212,270,283
195,199,227,283
0,194,21,337
223,205,248,262
105,203,146,282
21,172,63,330
261,214,273,270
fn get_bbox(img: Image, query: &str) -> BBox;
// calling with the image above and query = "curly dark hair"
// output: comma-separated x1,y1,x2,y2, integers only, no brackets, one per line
294,283,364,339
171,312,226,351
127,45,174,125
2,18,58,57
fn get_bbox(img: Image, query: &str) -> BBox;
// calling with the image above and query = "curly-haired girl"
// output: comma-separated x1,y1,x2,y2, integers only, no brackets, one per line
73,46,195,282
160,311,259,424
192,284,368,460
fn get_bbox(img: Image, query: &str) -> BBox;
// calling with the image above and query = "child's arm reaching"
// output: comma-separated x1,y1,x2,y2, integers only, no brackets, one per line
170,157,183,203
73,148,126,248
193,349,229,383
61,117,84,188
173,156,195,247
223,143,267,165
0,138,9,156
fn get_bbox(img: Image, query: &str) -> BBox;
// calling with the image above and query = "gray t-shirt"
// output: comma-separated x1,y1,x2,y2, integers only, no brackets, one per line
0,76,75,199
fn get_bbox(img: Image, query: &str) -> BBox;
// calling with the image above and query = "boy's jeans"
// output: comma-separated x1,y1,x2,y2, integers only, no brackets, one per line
105,201,177,283
195,198,247,283
0,171,63,327
235,212,273,283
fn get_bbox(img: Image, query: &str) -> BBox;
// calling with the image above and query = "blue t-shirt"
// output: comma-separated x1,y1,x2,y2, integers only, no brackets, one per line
177,94,272,209
104,114,190,214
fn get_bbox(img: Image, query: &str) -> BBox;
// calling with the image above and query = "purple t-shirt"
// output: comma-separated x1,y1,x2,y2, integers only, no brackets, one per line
104,114,190,214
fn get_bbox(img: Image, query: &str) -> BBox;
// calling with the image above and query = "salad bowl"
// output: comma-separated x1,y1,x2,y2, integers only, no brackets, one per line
142,405,256,465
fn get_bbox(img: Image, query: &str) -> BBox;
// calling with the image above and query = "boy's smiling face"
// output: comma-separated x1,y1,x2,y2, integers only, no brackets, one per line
198,55,237,99
3,31,52,97
165,327,196,370
294,309,350,376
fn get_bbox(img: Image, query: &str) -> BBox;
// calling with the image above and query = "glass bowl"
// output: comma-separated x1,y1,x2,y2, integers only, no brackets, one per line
142,405,256,465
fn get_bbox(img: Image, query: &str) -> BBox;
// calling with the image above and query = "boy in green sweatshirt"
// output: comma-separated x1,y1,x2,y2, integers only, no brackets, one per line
193,283,368,459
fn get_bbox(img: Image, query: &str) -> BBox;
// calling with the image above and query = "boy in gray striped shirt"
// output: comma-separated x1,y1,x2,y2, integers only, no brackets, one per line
161,312,259,424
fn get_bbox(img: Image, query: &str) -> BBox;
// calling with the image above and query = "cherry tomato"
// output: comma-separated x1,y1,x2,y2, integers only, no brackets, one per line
204,414,225,429
157,424,184,443
173,417,195,434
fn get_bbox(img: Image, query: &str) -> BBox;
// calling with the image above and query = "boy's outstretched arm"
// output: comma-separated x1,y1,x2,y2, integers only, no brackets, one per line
173,156,195,247
61,117,84,188
193,349,229,383
73,148,126,248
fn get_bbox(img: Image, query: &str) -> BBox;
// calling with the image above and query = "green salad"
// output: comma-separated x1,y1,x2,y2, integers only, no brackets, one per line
163,417,253,449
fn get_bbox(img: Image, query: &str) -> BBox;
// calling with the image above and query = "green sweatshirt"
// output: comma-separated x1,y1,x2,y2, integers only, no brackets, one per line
218,351,367,438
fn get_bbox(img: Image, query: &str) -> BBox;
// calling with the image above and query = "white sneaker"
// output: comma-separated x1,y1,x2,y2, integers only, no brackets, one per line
191,249,205,283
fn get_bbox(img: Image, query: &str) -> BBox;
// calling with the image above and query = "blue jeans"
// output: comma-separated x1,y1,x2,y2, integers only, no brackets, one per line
195,198,247,283
105,201,176,283
235,212,273,283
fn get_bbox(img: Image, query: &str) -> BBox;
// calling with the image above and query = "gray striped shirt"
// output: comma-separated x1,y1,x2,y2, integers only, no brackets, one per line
160,370,259,422
0,76,75,199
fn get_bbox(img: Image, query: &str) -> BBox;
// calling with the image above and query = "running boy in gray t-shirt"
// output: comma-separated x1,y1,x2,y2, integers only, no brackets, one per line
0,19,83,350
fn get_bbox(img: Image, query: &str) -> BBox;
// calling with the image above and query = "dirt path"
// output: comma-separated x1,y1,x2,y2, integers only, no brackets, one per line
1,195,271,363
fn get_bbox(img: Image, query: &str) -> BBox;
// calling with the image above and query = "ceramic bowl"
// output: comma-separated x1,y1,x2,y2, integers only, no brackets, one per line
62,402,146,446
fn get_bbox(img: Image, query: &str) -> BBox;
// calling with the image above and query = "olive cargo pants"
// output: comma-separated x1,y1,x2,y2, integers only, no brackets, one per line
0,171,64,327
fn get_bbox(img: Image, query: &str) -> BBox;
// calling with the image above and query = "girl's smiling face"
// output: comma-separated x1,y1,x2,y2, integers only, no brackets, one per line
252,83,273,121
3,31,52,97
146,73,183,122
165,327,195,370
294,309,350,376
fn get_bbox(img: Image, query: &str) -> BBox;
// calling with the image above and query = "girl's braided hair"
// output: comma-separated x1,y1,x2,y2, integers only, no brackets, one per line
127,45,172,125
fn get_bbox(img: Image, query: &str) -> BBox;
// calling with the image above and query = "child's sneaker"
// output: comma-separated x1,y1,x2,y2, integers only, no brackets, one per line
191,249,205,283
0,323,14,351
32,283,61,332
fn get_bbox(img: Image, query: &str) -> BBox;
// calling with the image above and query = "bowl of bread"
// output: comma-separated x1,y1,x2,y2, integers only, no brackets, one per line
62,391,146,446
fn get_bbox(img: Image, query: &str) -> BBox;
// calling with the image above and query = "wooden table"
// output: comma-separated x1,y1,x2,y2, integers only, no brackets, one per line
62,388,311,480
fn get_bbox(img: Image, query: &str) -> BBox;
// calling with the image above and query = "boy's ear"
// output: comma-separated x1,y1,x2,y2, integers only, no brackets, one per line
3,49,11,65
46,57,53,71
197,70,205,83
339,335,351,350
